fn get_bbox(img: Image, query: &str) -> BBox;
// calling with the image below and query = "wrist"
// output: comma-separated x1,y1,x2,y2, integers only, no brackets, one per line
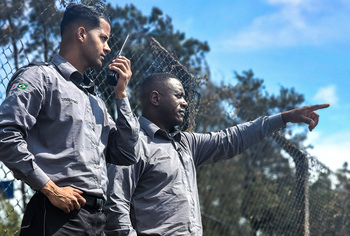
115,91,127,100
281,111,289,124
40,180,57,197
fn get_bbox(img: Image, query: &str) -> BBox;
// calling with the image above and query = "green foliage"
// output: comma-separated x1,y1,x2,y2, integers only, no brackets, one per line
25,0,63,61
307,164,350,235
106,3,210,76
0,0,29,69
196,70,307,235
89,3,210,117
0,197,21,236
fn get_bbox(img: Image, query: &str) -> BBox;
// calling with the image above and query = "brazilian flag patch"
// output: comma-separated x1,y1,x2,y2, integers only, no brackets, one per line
11,83,28,90
17,83,28,90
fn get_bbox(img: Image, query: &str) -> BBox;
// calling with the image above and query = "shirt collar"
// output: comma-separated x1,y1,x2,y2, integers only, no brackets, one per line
139,116,181,141
51,54,76,80
51,54,95,94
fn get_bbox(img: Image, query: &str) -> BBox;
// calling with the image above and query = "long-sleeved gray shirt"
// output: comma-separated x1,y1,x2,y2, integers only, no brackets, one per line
104,115,285,235
0,54,140,200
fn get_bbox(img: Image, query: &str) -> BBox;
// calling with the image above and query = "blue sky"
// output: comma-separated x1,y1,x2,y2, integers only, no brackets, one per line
110,0,350,172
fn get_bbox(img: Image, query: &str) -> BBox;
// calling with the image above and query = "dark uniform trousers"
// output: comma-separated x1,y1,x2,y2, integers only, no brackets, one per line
19,192,106,236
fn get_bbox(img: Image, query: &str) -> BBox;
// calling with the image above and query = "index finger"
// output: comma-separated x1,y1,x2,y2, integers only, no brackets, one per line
309,104,330,111
112,56,131,67
72,188,83,194
114,55,129,62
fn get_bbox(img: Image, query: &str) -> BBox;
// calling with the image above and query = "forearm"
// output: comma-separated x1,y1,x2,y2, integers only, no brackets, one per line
192,114,286,166
107,97,140,165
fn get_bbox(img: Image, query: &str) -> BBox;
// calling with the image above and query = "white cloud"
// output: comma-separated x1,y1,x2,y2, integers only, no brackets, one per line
216,0,350,51
306,130,350,172
313,85,338,105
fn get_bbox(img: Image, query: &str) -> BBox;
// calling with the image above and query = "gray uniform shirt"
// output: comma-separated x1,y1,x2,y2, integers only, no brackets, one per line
0,54,140,199
105,114,285,235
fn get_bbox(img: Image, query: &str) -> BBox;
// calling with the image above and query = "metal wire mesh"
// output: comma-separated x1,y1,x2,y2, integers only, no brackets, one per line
0,1,349,235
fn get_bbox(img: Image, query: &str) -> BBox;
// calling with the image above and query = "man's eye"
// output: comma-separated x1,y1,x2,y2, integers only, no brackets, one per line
175,94,184,99
101,36,108,42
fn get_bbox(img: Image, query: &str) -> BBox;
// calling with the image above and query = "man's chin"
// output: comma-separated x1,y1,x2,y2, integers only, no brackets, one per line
90,61,103,70
176,118,184,125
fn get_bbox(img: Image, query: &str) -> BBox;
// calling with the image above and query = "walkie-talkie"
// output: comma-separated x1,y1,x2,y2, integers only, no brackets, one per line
107,34,130,86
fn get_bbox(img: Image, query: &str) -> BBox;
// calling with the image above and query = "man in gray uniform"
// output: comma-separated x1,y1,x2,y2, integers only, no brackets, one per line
0,4,140,235
104,72,329,235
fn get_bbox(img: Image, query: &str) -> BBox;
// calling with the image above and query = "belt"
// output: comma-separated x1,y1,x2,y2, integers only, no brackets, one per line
82,194,105,211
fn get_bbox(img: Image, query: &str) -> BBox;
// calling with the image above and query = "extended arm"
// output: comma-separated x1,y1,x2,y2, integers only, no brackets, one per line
188,104,329,167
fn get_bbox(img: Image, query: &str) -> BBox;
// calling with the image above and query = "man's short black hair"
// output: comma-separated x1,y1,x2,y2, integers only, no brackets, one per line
60,3,110,36
140,73,178,98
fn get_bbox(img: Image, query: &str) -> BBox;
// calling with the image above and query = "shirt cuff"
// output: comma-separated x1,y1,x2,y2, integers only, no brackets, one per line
26,164,51,191
268,113,286,132
116,97,133,117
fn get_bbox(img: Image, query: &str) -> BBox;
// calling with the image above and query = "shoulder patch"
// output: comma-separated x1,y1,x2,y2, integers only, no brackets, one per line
6,61,49,95
11,83,29,91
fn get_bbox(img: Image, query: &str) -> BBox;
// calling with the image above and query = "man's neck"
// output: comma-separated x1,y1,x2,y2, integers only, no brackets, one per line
59,49,86,74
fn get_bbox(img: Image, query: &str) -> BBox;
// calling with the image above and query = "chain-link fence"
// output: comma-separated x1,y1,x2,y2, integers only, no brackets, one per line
1,1,350,235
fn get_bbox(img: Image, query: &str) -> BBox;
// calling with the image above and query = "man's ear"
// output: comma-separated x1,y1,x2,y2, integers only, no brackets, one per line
77,27,86,42
150,90,161,106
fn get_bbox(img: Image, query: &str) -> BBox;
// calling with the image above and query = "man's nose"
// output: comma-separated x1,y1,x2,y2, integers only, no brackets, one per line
181,99,188,108
104,43,111,54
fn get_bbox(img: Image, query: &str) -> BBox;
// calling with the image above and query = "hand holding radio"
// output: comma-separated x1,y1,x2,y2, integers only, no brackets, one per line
107,35,130,86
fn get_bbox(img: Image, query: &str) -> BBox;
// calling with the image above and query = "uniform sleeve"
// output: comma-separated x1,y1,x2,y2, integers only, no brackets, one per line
104,162,143,236
184,114,286,167
0,67,50,190
106,97,141,165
